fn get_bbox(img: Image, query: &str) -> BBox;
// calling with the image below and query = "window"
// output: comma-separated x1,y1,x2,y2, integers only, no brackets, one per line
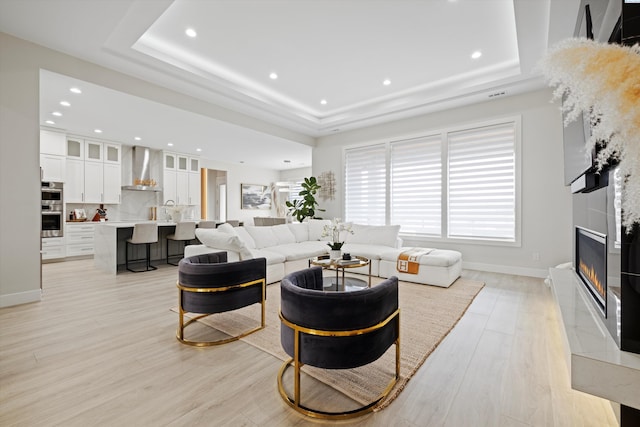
287,180,304,204
448,123,516,241
344,144,386,225
390,136,441,236
343,119,519,243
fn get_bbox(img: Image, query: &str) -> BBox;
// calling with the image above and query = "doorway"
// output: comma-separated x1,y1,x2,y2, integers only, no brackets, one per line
204,168,227,221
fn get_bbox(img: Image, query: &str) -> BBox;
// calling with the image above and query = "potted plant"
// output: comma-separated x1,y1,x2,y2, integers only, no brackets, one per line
285,176,325,222
322,218,353,259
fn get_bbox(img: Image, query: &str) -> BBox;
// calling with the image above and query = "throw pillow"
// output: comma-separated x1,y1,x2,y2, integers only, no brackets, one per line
195,229,253,259
308,219,331,241
217,223,237,235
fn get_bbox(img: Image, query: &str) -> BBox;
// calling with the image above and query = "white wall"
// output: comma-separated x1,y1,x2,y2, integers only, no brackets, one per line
0,32,308,307
314,89,573,277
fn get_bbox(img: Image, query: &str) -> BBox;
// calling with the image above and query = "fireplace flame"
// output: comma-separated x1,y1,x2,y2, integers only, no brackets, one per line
579,260,605,298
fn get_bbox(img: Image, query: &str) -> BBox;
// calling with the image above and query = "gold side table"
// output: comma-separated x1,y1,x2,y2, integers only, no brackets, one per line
309,255,371,291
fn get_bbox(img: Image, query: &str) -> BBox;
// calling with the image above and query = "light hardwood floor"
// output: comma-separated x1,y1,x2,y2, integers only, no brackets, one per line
0,259,618,426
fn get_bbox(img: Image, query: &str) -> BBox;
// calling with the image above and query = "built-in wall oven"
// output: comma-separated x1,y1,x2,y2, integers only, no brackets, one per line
41,181,63,238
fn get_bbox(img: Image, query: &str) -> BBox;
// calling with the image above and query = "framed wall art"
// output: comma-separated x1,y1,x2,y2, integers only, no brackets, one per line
241,184,272,210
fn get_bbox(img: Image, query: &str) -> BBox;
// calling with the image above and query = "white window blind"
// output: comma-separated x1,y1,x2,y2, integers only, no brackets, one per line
345,145,386,225
390,136,442,236
448,122,516,241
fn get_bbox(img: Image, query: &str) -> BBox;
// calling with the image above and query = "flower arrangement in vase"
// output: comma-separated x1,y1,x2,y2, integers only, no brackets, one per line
322,218,353,258
539,38,640,228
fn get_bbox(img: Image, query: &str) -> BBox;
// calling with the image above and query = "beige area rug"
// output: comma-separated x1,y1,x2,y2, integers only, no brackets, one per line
174,276,484,411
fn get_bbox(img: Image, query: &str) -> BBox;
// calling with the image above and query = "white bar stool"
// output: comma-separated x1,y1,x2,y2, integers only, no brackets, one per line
126,223,159,272
167,221,197,265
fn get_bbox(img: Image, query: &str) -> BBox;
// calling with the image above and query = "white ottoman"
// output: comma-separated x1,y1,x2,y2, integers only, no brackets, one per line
378,248,462,287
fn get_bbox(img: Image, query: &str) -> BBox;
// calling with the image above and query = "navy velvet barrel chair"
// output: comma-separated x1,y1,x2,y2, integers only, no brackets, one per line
277,266,400,419
176,251,267,347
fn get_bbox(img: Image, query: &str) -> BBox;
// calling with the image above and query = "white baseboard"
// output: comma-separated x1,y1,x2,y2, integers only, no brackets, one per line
0,289,41,308
463,262,548,279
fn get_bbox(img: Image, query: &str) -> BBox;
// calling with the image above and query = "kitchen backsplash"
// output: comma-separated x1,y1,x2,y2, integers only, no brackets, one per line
66,190,197,222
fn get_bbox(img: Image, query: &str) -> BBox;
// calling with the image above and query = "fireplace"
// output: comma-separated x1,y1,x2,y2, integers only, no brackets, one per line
575,226,607,316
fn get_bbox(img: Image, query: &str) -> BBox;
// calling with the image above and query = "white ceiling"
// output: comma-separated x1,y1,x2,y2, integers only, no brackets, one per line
0,0,579,170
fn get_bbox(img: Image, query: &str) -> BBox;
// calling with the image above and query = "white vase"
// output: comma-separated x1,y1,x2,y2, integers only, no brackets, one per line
330,249,342,260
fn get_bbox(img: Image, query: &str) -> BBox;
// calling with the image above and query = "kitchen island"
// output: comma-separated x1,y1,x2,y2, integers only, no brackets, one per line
94,221,197,274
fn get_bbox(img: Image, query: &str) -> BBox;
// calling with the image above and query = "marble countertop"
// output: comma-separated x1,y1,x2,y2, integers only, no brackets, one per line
95,220,199,228
549,267,640,409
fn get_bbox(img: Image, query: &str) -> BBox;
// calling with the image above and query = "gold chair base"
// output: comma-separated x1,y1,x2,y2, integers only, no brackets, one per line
276,355,399,420
176,277,266,347
176,312,265,347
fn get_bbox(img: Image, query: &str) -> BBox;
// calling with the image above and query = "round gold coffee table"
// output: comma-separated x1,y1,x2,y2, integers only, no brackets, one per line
309,255,372,291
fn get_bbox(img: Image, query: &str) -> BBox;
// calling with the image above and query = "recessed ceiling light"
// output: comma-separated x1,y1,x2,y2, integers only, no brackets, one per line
196,148,202,152
185,28,197,38
70,87,82,94
320,99,327,105
269,72,278,80
471,50,482,59
94,129,102,134
383,79,391,86
134,137,141,141
59,101,70,107
45,120,55,125
52,111,62,117
167,143,174,147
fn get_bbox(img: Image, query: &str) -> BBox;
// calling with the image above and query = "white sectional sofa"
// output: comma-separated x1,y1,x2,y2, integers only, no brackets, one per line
185,220,462,287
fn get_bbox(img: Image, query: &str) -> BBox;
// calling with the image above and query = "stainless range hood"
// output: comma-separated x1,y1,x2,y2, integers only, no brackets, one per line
121,146,162,192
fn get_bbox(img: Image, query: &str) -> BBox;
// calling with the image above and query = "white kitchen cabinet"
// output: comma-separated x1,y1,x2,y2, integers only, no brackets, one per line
67,137,84,159
103,143,121,164
65,223,95,257
189,157,200,173
40,154,66,182
177,155,188,172
163,169,177,204
84,161,104,203
85,140,103,162
40,130,66,182
40,130,66,156
103,163,121,204
65,140,121,204
188,174,201,205
162,151,199,206
65,158,85,202
41,237,65,260
164,152,176,170
176,171,189,205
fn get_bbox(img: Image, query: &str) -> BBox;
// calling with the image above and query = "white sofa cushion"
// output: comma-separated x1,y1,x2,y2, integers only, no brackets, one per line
245,225,279,249
216,223,236,235
272,224,296,245
234,227,256,249
287,223,309,242
267,241,328,261
341,243,399,261
346,224,400,248
195,229,253,260
308,219,331,241
249,248,286,264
